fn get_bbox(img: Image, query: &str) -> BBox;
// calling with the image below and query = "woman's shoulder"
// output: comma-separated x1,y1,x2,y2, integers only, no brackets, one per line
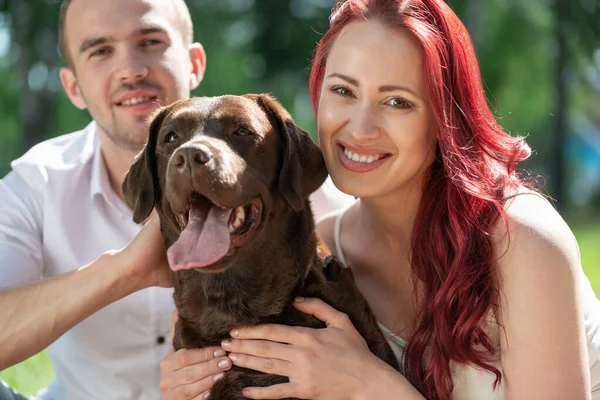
493,187,580,283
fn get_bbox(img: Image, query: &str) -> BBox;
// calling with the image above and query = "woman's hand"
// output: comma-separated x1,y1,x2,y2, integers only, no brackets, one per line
221,297,390,400
160,311,233,400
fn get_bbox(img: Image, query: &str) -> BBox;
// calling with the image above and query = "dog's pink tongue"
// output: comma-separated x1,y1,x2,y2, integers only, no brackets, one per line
167,204,232,271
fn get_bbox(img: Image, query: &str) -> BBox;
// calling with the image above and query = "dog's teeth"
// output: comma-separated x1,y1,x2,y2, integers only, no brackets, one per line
236,207,245,222
234,207,246,226
228,207,246,232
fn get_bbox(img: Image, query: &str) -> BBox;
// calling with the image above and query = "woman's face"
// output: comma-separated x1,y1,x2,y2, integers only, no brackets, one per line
317,20,437,199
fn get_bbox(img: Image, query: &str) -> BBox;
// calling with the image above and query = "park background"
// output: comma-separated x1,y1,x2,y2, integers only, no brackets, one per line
0,0,599,395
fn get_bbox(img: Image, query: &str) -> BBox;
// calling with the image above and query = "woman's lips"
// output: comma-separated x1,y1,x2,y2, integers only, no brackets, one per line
336,142,390,173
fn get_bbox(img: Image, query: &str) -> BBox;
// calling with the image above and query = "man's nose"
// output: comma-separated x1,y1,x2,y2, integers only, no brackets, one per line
173,144,213,173
115,50,149,83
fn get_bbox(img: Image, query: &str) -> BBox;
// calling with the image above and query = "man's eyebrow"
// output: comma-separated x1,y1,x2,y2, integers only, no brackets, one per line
79,37,112,54
326,73,418,97
134,26,170,37
78,26,169,54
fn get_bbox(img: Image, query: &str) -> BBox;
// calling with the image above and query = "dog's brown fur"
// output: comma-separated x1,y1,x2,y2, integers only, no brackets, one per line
123,94,399,399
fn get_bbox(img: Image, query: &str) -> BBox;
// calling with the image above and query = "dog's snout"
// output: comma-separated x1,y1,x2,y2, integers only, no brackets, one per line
174,144,213,172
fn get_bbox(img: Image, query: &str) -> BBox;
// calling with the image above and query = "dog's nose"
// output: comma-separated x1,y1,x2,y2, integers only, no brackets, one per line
174,144,213,172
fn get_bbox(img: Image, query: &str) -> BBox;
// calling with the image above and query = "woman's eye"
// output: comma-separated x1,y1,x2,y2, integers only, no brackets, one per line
165,132,179,143
386,97,413,109
234,127,253,137
331,86,353,97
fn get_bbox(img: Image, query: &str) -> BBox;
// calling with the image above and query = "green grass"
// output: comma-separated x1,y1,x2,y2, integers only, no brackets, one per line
0,350,53,397
1,222,599,396
574,222,600,295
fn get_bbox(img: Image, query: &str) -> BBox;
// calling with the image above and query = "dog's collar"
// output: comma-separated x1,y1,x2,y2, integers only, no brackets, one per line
321,255,334,269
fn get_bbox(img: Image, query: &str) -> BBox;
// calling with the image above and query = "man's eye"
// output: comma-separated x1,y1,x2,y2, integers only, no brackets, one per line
90,48,111,58
164,132,179,143
142,39,162,47
233,127,253,137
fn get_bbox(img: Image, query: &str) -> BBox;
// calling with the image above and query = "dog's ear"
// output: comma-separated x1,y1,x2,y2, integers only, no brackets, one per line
122,106,169,223
252,93,328,212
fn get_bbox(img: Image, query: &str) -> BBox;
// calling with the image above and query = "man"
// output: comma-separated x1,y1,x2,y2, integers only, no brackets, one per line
0,0,354,398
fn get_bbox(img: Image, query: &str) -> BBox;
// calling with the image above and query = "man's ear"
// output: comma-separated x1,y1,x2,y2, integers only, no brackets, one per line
122,107,169,223
60,67,87,110
253,93,328,212
188,43,206,90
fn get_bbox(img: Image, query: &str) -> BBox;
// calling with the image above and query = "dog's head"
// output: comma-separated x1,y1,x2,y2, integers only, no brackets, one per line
123,94,327,273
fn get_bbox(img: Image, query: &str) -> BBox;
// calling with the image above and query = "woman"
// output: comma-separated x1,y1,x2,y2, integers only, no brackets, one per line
159,0,600,399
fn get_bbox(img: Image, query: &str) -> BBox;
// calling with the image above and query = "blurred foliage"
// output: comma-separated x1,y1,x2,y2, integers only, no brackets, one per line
0,0,598,210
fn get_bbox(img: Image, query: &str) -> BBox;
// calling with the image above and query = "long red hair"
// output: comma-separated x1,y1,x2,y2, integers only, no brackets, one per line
309,1,532,399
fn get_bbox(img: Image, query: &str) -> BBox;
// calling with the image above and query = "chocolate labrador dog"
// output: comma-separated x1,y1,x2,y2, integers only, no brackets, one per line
123,94,399,399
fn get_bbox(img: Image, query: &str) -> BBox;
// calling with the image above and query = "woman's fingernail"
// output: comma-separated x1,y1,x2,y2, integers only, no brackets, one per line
295,296,305,302
229,353,238,362
230,329,239,337
204,391,211,399
218,359,230,369
242,388,252,397
213,373,224,382
221,339,232,349
214,349,226,358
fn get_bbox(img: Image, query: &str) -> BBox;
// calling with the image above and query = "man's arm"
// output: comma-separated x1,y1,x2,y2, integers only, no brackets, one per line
1,251,136,370
0,216,170,371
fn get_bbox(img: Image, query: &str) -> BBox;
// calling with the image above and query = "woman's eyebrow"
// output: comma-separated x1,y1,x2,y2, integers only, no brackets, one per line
326,72,418,97
326,73,359,86
378,84,417,96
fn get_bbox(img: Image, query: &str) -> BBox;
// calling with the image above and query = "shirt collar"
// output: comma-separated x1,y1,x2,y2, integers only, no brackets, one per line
89,123,114,202
88,123,137,220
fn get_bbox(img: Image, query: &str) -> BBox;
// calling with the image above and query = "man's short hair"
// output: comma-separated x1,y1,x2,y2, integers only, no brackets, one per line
58,0,194,68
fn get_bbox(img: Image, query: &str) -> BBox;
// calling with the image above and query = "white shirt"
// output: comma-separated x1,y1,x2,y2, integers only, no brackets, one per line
0,122,355,400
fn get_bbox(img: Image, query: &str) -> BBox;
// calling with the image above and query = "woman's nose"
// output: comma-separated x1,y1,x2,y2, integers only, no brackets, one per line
349,104,381,141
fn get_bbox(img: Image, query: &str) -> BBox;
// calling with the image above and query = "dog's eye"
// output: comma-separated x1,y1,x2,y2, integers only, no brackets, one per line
164,132,179,143
234,127,253,137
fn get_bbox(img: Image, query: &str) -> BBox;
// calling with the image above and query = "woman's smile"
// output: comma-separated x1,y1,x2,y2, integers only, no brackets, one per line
336,141,392,173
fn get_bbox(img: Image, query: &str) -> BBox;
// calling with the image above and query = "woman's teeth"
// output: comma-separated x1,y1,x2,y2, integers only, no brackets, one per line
344,148,383,164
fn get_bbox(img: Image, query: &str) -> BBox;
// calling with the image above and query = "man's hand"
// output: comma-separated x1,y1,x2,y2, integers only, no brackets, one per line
115,215,172,290
160,311,233,399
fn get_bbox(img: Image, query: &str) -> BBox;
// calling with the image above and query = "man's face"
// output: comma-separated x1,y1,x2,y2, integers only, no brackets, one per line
60,0,205,153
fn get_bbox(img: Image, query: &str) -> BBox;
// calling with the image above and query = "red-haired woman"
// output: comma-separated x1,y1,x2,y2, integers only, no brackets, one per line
213,1,600,399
